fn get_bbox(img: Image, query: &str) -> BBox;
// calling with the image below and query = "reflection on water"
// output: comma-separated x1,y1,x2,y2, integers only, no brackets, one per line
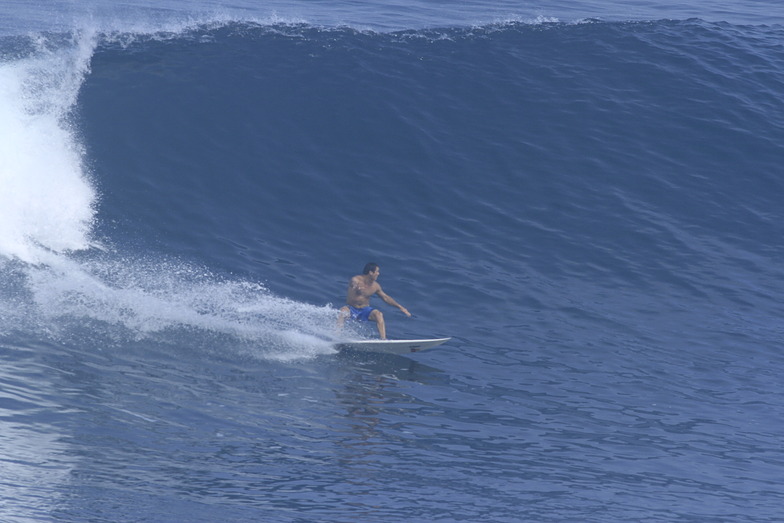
0,342,75,522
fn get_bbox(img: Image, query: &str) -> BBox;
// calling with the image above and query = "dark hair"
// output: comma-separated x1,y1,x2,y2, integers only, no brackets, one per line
363,262,379,275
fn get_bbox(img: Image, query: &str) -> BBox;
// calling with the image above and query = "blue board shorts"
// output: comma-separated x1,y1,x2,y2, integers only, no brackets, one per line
348,306,376,322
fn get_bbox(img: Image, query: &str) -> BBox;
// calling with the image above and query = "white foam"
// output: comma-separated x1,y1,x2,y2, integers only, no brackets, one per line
0,29,98,264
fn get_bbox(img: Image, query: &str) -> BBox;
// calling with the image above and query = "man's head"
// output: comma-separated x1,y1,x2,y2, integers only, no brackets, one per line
363,262,380,277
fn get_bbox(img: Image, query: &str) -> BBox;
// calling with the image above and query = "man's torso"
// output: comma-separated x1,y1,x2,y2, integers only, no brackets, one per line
347,275,378,308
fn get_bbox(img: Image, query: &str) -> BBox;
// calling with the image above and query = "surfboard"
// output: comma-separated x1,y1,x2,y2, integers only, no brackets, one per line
334,337,451,355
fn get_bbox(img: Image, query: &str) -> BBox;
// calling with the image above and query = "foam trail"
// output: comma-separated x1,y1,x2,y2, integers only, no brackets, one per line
0,29,98,264
23,254,342,357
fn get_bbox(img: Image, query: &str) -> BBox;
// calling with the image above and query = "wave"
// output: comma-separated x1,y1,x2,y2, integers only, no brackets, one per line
0,22,352,357
1,16,782,357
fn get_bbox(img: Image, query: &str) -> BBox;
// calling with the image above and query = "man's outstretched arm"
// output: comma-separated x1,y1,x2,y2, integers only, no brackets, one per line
376,287,412,317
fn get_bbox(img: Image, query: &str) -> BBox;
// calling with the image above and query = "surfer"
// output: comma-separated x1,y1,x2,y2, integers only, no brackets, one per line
337,262,412,339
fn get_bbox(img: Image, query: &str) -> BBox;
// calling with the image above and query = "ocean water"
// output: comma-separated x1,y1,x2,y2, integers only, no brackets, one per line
1,0,783,521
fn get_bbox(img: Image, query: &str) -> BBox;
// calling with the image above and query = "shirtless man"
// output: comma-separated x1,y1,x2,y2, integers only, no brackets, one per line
337,262,412,339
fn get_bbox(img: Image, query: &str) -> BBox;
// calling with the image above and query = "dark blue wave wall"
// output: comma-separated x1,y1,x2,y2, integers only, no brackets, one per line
77,20,784,344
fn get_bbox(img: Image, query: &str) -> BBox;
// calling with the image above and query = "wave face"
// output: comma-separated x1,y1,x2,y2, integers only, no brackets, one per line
1,12,783,523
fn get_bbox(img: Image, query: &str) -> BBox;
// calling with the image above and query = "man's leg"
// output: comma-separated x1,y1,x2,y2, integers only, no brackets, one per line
337,306,350,330
369,309,386,339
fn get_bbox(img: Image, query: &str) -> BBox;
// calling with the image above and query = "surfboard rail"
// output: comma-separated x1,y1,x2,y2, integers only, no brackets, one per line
334,337,451,354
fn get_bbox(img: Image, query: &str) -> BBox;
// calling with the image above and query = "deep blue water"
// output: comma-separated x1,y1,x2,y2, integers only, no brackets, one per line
1,1,784,521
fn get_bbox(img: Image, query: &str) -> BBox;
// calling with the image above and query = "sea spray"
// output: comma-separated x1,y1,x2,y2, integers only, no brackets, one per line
22,253,342,354
0,29,98,263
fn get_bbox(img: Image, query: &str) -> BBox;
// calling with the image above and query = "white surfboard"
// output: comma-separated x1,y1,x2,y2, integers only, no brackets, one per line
334,337,451,355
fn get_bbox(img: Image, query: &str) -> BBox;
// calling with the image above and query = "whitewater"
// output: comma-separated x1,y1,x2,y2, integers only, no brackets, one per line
1,0,784,521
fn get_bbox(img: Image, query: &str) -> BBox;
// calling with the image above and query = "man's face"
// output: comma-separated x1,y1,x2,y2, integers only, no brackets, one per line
371,267,380,280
